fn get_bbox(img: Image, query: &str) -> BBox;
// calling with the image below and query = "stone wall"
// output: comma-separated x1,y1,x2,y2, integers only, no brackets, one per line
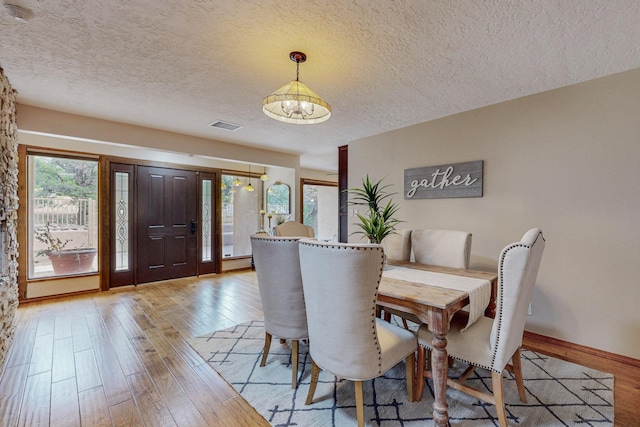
0,65,19,373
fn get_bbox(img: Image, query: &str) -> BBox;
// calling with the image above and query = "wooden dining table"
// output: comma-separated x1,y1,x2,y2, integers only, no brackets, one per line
377,260,498,427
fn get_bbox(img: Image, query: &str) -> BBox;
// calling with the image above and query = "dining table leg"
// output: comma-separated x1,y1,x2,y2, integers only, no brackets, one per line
427,309,451,427
431,333,449,426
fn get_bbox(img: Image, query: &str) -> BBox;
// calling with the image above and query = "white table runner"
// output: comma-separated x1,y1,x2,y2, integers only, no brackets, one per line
382,265,491,331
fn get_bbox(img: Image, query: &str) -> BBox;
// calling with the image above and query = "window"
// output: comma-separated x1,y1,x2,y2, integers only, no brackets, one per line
114,170,130,271
29,154,98,278
221,174,261,258
201,178,213,262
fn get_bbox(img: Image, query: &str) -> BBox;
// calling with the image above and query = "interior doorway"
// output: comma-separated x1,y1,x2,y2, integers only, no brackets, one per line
301,178,338,241
109,162,219,287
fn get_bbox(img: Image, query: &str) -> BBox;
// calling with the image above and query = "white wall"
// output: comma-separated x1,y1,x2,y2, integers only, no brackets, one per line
349,68,640,359
300,168,338,183
18,105,299,169
16,114,302,283
315,185,339,241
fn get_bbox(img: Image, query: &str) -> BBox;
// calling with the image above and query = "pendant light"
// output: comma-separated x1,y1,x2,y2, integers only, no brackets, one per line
245,165,255,192
262,51,331,124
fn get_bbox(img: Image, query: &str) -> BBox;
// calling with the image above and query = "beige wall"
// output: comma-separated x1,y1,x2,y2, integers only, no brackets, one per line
349,68,640,359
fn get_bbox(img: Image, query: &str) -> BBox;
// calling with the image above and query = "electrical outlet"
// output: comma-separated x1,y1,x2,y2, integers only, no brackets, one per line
527,303,532,316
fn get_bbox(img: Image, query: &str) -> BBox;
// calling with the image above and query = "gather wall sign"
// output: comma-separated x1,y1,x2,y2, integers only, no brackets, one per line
404,160,483,199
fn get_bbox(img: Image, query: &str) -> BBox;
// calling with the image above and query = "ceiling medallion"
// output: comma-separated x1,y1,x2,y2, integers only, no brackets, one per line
4,4,34,22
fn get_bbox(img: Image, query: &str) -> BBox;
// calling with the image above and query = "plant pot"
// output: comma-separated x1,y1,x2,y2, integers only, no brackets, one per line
47,248,97,275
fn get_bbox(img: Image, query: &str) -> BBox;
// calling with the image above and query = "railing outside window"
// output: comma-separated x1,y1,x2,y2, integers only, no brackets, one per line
33,197,96,230
28,155,98,279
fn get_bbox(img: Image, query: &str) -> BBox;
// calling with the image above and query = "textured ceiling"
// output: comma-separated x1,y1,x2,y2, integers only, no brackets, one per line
2,0,639,171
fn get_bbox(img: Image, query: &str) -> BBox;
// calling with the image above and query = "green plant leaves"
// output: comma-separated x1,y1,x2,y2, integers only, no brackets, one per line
346,175,402,244
34,222,71,256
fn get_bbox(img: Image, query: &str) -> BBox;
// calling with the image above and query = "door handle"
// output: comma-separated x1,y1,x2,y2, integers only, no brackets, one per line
190,219,196,234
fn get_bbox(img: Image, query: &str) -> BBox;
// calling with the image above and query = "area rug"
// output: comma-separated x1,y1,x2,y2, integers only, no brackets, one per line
188,320,613,426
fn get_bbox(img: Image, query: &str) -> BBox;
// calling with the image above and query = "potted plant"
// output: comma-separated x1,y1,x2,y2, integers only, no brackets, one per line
346,175,402,244
35,222,97,275
274,213,289,226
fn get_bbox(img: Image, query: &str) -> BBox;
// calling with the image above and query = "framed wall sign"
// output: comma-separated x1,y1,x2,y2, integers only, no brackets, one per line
404,160,483,199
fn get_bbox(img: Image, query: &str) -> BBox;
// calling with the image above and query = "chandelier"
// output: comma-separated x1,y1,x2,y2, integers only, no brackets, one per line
262,52,331,124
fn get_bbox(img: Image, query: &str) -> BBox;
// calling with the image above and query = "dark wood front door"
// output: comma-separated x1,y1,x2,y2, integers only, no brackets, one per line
136,166,198,284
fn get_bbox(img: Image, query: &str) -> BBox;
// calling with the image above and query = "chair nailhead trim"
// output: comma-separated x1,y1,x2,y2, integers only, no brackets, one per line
490,238,535,370
300,240,386,373
251,236,301,242
419,344,497,373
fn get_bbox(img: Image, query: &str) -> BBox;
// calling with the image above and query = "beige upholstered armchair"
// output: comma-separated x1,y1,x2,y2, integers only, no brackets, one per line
411,229,472,268
381,229,412,262
380,229,414,328
250,234,308,389
416,228,545,427
383,229,472,328
273,221,314,238
298,239,417,427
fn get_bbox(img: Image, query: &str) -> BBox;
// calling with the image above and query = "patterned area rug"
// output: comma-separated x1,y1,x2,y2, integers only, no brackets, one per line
188,320,613,426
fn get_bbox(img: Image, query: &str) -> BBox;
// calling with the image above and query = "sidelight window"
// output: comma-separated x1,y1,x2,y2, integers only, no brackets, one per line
201,179,213,262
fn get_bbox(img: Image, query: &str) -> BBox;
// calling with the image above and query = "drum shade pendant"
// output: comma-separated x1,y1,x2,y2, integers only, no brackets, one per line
262,52,331,124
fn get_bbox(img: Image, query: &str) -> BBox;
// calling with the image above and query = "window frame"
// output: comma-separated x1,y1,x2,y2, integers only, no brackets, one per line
300,178,338,241
221,170,264,260
17,146,101,299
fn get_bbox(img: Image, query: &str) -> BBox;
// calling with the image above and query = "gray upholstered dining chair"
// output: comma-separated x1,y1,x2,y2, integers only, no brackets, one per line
416,228,545,427
298,239,417,427
411,229,472,268
273,221,315,238
250,234,308,389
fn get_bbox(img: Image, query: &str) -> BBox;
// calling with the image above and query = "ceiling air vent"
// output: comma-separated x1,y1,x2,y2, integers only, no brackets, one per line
209,120,243,131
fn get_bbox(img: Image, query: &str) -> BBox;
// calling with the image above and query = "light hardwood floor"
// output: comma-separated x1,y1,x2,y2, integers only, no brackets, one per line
1,271,269,427
1,270,638,426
